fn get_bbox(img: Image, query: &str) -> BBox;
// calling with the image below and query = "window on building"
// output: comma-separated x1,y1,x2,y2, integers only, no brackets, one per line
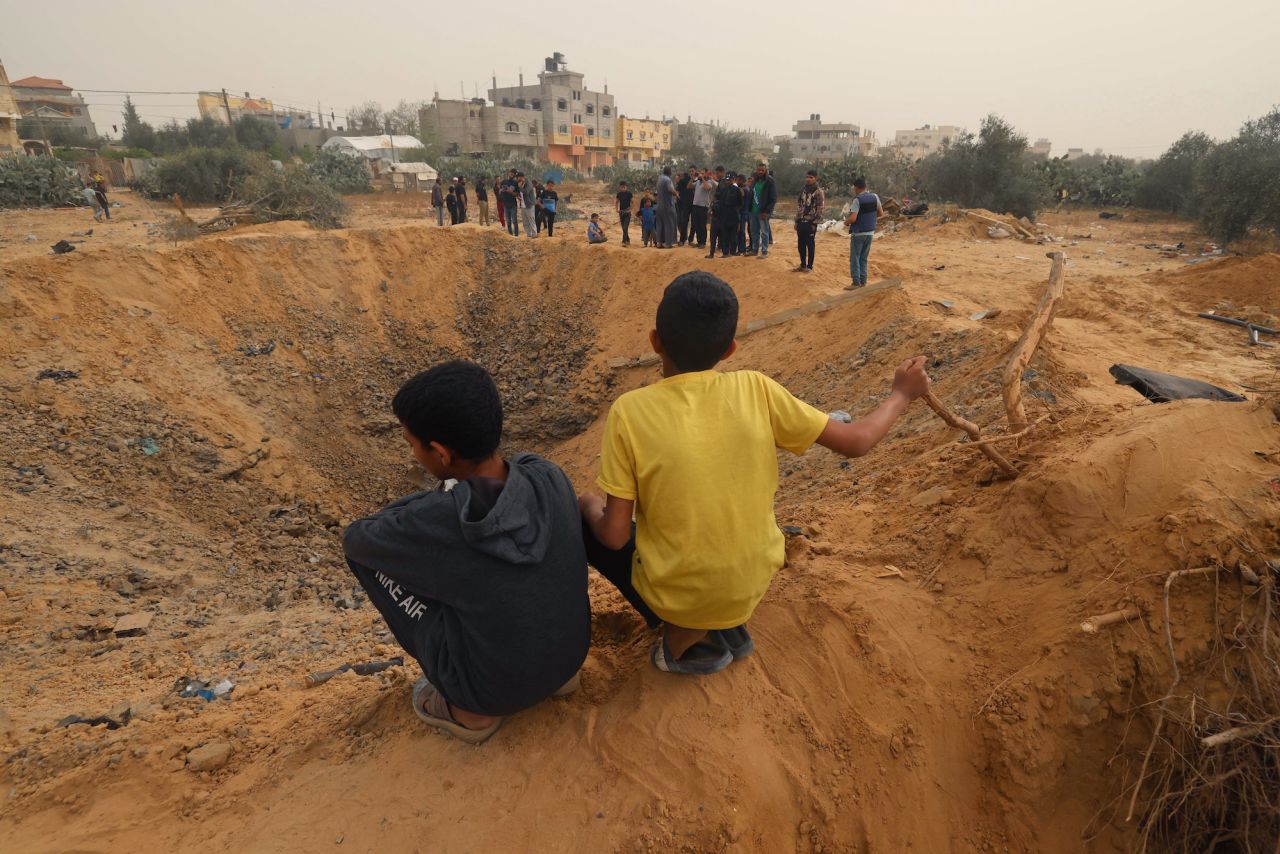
557,98,567,111
502,98,511,106
516,98,526,108
626,130,633,140
639,131,646,140
587,127,595,137
662,133,668,142
559,124,568,133
602,106,611,117
529,124,537,134
469,110,476,118
572,91,581,100
505,122,519,132
603,129,611,138
585,104,594,115
531,99,541,109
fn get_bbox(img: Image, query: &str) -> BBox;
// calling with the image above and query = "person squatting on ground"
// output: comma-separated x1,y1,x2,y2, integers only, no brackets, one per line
793,170,825,272
844,177,884,289
654,166,678,248
587,213,608,244
579,272,932,674
519,174,538,238
539,181,559,237
82,185,104,223
431,178,445,226
615,181,633,245
342,362,590,743
748,162,776,258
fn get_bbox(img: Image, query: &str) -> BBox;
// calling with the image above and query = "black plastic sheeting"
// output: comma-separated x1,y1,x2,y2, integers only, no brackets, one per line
1109,364,1246,403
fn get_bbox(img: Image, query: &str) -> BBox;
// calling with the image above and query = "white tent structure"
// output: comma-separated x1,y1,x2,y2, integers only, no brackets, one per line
322,134,424,164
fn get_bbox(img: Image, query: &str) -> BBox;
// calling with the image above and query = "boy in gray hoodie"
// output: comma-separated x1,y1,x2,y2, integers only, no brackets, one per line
343,361,589,743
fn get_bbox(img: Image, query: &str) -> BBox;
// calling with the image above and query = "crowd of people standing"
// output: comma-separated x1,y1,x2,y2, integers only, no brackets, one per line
431,171,560,238
428,161,884,286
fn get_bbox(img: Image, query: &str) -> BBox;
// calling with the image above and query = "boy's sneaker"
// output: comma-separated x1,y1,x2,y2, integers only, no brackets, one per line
651,634,732,675
712,625,754,661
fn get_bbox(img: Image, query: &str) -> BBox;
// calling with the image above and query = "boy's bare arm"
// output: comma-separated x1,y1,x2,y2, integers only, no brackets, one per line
815,356,931,458
579,493,634,550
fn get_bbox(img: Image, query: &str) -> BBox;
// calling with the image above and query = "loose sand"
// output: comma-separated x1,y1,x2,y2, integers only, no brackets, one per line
0,189,1276,852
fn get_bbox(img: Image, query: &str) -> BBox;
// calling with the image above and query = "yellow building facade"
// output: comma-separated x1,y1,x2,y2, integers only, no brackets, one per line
616,117,672,167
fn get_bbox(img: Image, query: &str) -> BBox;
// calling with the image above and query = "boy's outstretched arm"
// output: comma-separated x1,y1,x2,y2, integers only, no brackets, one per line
579,493,634,550
815,356,931,458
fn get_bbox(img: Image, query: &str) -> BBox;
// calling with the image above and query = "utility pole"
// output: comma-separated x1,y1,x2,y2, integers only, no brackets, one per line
221,88,238,145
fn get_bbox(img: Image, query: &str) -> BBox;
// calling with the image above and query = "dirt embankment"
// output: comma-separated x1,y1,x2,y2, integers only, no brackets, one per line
0,203,1277,852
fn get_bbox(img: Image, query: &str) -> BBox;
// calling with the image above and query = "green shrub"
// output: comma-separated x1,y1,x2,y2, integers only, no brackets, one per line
916,115,1048,219
0,155,84,208
1133,132,1215,215
135,147,265,203
592,162,658,194
308,148,372,194
240,166,348,229
1194,109,1280,244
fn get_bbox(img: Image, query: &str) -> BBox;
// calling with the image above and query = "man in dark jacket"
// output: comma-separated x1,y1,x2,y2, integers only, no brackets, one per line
675,167,695,246
343,361,589,743
748,162,777,258
711,170,742,258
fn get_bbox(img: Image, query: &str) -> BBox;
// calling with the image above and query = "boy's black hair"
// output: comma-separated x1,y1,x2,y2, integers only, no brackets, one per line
806,169,818,178
655,272,739,372
853,177,867,189
619,180,628,187
392,361,502,461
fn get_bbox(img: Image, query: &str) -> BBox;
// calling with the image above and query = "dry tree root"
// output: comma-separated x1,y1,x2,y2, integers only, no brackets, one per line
1002,251,1067,433
1124,563,1280,852
922,391,1019,477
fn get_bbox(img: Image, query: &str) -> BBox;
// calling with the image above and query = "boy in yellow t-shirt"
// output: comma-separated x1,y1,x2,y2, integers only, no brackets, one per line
579,271,931,675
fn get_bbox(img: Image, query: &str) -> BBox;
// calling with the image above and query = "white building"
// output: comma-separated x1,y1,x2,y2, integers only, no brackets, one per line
322,135,424,165
893,125,962,159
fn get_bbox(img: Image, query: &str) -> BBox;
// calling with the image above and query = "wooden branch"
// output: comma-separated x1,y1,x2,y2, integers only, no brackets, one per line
923,391,1019,477
961,208,1034,240
1200,720,1275,748
1002,252,1067,432
953,414,1052,450
1081,607,1141,634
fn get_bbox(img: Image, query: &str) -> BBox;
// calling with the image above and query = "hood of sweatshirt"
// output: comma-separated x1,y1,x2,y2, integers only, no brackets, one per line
452,453,560,565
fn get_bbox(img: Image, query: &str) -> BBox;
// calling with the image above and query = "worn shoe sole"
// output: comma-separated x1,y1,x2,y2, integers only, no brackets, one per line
651,636,732,675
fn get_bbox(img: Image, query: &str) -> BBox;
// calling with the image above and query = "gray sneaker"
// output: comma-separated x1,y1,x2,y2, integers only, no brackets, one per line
651,634,732,675
712,625,755,661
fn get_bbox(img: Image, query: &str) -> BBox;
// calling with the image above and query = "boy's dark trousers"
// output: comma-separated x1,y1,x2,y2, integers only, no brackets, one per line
543,211,556,237
708,212,720,255
580,524,660,629
346,558,431,672
677,203,690,244
796,221,817,267
619,211,631,244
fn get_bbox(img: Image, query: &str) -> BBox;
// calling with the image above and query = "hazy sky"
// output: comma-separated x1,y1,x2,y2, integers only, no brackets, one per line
3,0,1276,158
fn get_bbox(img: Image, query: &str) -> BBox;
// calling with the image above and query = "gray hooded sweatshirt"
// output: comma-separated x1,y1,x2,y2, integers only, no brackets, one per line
343,453,590,716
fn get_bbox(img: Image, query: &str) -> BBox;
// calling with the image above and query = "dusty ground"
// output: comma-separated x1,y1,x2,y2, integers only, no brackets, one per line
0,189,1277,853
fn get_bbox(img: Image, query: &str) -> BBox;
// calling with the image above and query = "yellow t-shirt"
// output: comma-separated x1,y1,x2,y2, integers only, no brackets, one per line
597,369,829,629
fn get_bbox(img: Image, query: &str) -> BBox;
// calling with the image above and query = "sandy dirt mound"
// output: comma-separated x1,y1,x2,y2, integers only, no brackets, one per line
0,201,1276,852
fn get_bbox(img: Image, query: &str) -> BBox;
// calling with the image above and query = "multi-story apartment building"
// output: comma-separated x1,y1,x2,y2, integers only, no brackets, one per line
487,53,617,169
0,61,22,155
790,115,860,161
616,116,671,167
1030,138,1052,158
420,97,545,159
892,124,961,159
10,75,97,141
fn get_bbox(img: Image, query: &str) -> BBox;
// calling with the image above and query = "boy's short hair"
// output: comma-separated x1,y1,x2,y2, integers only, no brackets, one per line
619,181,628,187
591,212,599,219
392,361,502,461
853,177,867,189
806,169,818,178
656,272,739,372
